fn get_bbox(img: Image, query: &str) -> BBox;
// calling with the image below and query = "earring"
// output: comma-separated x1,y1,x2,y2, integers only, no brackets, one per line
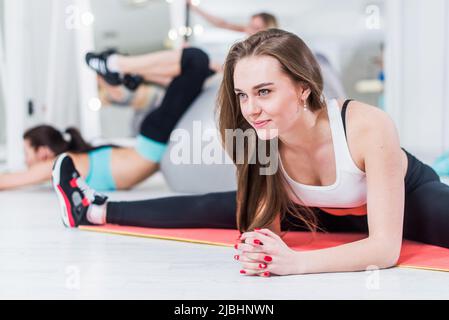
298,102,308,113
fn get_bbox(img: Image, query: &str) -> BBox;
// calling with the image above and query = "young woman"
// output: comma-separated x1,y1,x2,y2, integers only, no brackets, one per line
0,124,160,191
53,29,449,277
1,47,213,191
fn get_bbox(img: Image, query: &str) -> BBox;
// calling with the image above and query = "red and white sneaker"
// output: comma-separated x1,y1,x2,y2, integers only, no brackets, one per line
52,154,108,228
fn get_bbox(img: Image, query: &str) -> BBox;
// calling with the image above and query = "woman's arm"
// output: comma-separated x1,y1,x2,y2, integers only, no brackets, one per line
238,106,405,276
0,160,54,190
189,1,247,33
295,108,405,274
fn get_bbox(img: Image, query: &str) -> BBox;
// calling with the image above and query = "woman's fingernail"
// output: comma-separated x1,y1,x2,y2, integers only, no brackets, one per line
262,272,271,277
255,228,261,231
240,270,246,274
234,244,239,250
234,255,240,261
264,256,273,262
254,239,262,245
259,263,267,269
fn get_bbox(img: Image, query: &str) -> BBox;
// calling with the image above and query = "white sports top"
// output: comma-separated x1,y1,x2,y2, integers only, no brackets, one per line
279,99,368,216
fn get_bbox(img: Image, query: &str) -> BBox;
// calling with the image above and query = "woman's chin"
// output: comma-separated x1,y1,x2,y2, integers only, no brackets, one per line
256,128,279,141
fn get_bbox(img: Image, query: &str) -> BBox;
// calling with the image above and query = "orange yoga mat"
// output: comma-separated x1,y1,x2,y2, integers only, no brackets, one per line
80,224,449,272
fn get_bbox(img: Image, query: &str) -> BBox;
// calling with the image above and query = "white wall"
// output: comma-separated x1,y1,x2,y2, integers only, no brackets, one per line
385,0,449,158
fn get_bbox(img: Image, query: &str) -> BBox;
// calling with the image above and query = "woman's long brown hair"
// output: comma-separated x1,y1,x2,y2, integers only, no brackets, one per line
217,29,327,233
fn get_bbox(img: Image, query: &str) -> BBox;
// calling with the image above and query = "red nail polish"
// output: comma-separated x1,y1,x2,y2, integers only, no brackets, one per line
240,270,246,274
264,256,273,262
254,239,262,245
234,255,240,261
262,272,271,277
234,244,239,250
259,263,267,269
255,228,261,231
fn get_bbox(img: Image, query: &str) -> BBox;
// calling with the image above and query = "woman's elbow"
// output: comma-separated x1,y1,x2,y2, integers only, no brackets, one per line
372,239,402,269
379,252,401,269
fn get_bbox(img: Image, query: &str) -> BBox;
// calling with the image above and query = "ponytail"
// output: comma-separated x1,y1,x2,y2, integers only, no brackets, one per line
64,127,93,153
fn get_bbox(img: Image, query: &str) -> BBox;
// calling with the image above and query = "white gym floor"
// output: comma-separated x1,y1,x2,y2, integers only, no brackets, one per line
1,172,449,300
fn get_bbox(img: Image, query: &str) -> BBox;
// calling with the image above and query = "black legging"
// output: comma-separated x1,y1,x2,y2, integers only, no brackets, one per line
106,151,449,249
139,47,214,144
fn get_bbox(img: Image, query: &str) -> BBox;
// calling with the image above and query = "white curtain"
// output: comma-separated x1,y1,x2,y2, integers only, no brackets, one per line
3,0,26,169
0,0,6,146
2,0,100,169
72,0,101,140
444,4,449,151
0,1,5,92
45,0,100,139
44,0,81,129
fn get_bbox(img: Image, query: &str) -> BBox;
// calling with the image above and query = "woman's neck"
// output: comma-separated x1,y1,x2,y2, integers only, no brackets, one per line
279,106,329,153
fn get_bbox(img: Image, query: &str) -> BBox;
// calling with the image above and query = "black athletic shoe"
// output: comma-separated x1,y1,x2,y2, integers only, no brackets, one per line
85,49,122,86
123,74,144,91
52,154,108,228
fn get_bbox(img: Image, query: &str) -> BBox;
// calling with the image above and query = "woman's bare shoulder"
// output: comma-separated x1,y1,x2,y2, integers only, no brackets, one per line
337,99,396,135
336,99,401,170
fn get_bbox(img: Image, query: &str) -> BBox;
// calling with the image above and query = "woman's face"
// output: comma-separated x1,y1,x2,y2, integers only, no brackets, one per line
23,139,54,167
233,55,309,140
24,139,40,167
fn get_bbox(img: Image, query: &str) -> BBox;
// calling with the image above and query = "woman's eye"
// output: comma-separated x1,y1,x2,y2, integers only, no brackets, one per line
259,89,270,96
237,93,247,100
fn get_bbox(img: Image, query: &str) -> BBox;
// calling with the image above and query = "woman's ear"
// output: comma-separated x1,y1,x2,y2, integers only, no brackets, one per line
301,87,312,103
296,83,311,104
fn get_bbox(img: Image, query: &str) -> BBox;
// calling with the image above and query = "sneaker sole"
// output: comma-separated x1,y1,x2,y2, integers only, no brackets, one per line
52,154,76,228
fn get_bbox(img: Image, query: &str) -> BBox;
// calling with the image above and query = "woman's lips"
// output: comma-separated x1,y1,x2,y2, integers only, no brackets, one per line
253,120,271,129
